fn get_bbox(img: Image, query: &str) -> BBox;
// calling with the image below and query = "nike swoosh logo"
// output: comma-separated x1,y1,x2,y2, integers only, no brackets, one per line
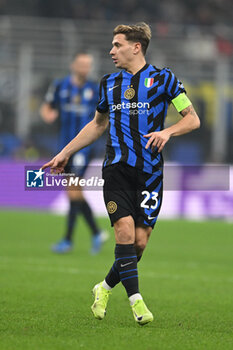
133,311,143,321
109,85,119,91
148,216,156,220
120,261,133,268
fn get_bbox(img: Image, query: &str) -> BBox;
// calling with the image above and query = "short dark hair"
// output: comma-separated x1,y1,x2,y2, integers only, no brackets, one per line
113,22,151,55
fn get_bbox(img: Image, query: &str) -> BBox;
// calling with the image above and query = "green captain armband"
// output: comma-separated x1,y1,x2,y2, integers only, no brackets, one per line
172,93,192,112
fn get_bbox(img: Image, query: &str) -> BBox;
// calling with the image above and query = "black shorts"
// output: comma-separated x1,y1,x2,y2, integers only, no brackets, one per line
102,162,163,228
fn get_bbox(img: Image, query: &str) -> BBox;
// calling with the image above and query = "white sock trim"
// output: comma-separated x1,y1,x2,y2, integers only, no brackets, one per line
102,280,112,290
129,293,143,305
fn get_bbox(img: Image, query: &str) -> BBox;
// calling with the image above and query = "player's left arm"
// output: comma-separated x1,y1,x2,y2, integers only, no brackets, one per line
144,95,200,153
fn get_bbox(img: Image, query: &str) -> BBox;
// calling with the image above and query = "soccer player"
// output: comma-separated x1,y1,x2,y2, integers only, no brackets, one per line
40,53,108,254
42,23,200,325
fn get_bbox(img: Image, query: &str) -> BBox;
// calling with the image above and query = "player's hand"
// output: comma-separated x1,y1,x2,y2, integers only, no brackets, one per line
41,152,69,174
44,110,58,123
143,130,171,153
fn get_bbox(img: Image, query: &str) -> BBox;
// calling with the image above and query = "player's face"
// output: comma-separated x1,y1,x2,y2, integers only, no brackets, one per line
110,34,138,70
71,55,93,80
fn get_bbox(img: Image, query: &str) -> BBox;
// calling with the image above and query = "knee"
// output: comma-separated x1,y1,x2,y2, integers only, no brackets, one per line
135,226,152,255
134,239,147,254
135,229,151,254
114,216,134,244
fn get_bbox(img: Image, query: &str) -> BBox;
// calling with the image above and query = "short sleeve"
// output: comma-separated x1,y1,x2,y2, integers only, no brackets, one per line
44,80,60,108
163,68,186,102
96,75,109,113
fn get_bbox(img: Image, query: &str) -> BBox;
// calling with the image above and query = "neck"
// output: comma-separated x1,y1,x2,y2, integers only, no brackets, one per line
125,57,147,75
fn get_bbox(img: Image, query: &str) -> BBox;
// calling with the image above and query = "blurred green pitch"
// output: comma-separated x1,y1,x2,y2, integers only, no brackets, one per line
0,211,232,350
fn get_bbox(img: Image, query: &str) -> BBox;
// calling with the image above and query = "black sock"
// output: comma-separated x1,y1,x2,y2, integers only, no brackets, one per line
105,254,142,288
80,200,99,236
105,261,120,288
114,244,139,297
65,200,82,241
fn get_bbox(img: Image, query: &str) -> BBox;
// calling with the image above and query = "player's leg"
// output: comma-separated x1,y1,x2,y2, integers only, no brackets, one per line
103,249,143,291
103,225,149,288
77,191,108,255
129,169,163,323
101,163,138,291
66,182,107,254
134,224,152,260
92,215,153,325
92,163,153,324
129,224,154,324
102,164,150,296
91,215,137,320
92,163,135,319
70,157,108,254
52,183,83,253
104,224,151,287
65,184,85,241
112,216,141,302
52,153,107,253
98,167,162,286
113,220,153,325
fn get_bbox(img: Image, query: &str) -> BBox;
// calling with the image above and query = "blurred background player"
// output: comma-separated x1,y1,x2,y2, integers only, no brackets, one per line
40,53,108,254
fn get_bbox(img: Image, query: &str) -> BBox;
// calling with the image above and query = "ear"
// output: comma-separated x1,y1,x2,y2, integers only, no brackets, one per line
133,42,142,55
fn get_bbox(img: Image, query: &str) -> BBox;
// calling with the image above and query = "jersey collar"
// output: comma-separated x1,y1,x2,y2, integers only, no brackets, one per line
123,63,150,77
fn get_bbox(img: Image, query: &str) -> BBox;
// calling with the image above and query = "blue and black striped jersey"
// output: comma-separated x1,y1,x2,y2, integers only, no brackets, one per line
97,64,186,174
45,75,99,153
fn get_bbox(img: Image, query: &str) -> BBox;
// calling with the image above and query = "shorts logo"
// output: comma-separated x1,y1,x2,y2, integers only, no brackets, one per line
124,87,135,100
107,201,117,214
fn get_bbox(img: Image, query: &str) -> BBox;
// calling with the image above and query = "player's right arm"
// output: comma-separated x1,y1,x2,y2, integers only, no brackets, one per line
40,79,60,123
42,110,109,173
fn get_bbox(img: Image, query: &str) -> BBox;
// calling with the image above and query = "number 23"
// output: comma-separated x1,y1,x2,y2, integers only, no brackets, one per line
140,191,158,209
